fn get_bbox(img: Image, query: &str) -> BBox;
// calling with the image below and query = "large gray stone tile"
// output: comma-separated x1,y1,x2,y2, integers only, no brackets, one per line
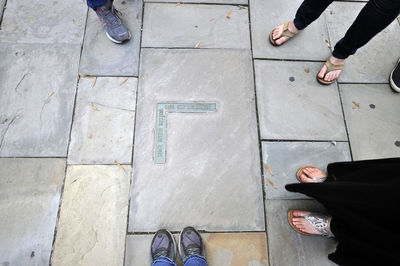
0,0,87,44
142,3,250,49
125,232,268,266
68,77,137,164
0,158,65,266
52,165,131,266
145,0,247,3
254,60,347,141
262,141,351,200
129,49,264,232
265,200,338,266
0,43,80,157
79,0,142,76
250,0,331,60
326,2,400,83
339,84,400,160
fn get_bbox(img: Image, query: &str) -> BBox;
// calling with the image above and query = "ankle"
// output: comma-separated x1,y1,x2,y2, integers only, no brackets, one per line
329,56,345,64
288,21,300,34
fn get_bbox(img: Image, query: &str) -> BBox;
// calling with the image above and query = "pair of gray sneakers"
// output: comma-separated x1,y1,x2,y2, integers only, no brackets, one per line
95,0,131,44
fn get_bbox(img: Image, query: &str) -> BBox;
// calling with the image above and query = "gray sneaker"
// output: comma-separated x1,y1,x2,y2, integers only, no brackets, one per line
95,0,131,44
179,227,206,263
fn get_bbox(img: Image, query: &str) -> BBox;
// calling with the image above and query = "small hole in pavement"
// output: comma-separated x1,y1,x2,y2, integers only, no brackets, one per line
289,76,295,82
369,104,376,109
121,1,126,4
395,141,400,147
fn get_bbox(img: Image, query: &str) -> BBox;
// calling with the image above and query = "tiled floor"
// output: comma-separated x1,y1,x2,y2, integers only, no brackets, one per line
0,0,399,265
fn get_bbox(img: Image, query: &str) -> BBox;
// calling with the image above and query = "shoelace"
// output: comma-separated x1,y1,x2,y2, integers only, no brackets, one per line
102,6,122,28
153,248,168,260
185,246,200,257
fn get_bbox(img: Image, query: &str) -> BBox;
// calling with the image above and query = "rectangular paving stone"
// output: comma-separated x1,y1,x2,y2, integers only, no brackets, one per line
125,232,268,266
79,0,142,76
0,43,80,157
0,158,65,266
254,60,347,141
142,3,250,49
129,49,264,232
52,165,131,266
262,141,351,200
68,77,137,164
145,0,247,3
250,0,331,60
326,2,400,83
265,200,337,266
339,84,400,160
0,0,87,44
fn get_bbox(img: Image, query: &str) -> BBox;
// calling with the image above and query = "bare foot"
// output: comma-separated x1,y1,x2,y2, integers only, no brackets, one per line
318,56,345,82
271,21,300,46
299,167,326,183
291,210,332,235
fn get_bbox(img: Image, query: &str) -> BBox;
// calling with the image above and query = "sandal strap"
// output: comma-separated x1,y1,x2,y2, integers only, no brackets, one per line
304,213,334,237
281,22,296,38
310,176,327,183
325,60,344,73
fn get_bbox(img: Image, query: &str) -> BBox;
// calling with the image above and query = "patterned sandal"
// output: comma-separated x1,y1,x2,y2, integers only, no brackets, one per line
317,59,345,85
269,22,297,46
288,210,334,238
296,166,327,183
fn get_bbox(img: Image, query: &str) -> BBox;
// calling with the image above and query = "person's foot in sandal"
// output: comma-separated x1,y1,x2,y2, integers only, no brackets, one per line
297,166,327,183
289,210,333,237
270,21,300,46
317,56,345,85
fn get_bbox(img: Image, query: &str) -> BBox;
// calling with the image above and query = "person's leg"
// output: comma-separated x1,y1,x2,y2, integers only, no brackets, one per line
86,0,107,10
318,0,400,83
180,227,207,266
150,229,178,266
271,0,333,46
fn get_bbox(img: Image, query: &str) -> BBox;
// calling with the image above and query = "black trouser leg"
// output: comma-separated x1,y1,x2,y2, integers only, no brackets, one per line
293,0,334,30
333,0,400,59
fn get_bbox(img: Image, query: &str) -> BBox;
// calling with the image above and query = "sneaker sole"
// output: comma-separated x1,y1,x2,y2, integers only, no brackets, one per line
390,59,400,93
150,230,177,263
178,228,206,263
105,31,131,44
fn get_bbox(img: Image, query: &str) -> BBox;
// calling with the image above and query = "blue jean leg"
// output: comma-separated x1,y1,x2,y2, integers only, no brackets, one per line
184,255,208,266
86,0,108,9
152,257,177,266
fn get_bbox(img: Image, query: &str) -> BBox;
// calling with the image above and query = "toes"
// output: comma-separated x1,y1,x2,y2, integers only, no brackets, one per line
303,168,312,176
292,210,311,217
299,174,311,183
318,65,327,79
275,36,289,45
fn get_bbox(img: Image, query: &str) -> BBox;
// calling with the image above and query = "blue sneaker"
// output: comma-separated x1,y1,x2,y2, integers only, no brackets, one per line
179,227,206,263
390,58,400,93
150,229,177,263
95,0,131,44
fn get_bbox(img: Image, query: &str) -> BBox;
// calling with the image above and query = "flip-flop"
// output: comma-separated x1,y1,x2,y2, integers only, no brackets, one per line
269,22,297,46
296,166,327,183
317,59,344,85
288,210,334,237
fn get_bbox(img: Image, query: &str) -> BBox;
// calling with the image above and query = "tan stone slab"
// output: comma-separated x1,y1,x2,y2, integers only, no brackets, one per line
125,232,268,266
52,165,131,266
68,77,137,164
0,158,65,266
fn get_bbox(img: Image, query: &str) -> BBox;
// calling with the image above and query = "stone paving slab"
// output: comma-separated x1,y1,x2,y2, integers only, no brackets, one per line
262,141,351,200
0,158,65,266
250,0,331,60
52,165,131,266
0,43,80,157
254,60,347,141
339,84,400,160
129,49,264,232
79,0,142,76
68,77,137,164
144,0,247,4
125,232,268,266
265,200,338,266
0,0,87,44
325,2,400,83
142,3,250,49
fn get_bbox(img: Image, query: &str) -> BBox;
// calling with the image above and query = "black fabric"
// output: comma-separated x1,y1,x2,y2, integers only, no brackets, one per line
294,0,400,59
392,60,400,87
286,158,400,266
